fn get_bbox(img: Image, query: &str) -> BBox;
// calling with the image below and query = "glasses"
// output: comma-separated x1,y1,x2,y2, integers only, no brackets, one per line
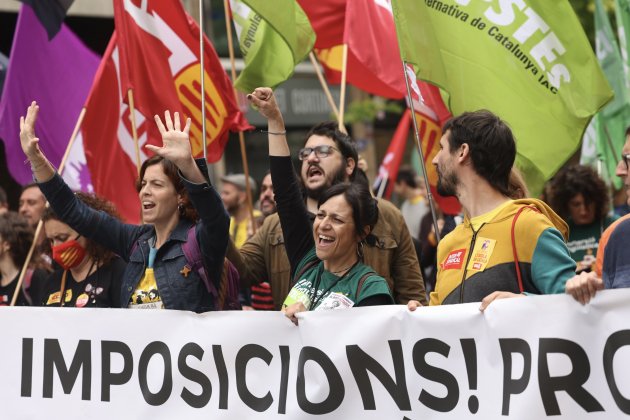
623,154,630,170
298,145,339,161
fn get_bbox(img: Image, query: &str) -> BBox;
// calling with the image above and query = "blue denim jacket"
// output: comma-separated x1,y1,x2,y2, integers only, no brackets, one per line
38,159,229,312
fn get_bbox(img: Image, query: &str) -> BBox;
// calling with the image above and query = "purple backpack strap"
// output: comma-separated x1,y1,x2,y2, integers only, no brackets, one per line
181,226,219,299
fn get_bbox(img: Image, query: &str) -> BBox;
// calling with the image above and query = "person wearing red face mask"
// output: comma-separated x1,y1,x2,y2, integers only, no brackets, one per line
21,102,229,312
38,193,126,308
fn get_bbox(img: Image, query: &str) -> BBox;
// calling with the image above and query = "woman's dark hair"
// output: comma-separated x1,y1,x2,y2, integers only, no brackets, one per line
135,155,197,222
547,164,609,221
317,182,379,239
42,193,121,265
0,211,34,267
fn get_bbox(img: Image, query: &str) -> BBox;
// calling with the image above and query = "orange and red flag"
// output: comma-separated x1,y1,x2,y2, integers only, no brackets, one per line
113,0,250,162
304,0,406,99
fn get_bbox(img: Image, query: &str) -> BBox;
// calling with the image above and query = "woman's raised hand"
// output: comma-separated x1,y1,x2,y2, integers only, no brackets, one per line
20,101,44,161
20,101,54,181
149,111,193,168
150,111,205,183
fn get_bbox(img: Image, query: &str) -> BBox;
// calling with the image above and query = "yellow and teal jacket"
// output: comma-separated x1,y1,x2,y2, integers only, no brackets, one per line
430,199,576,305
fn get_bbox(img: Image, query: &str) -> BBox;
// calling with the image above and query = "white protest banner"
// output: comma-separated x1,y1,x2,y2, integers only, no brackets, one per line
2,290,629,419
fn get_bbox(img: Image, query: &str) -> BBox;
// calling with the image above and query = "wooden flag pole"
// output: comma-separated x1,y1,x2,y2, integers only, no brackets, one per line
127,88,144,223
223,0,257,234
402,61,441,243
199,0,208,162
338,44,349,134
9,221,44,306
127,89,142,175
308,51,346,132
10,107,87,306
58,107,87,171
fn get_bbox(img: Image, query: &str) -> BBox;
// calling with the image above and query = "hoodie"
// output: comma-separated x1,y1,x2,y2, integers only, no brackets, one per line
430,199,576,305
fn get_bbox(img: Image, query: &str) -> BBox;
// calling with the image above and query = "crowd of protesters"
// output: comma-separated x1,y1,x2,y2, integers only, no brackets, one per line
0,89,628,319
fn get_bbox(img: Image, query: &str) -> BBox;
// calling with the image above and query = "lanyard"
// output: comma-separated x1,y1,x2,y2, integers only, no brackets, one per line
309,260,359,310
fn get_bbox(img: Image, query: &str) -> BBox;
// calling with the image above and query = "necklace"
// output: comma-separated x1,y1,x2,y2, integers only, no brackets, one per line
329,262,357,274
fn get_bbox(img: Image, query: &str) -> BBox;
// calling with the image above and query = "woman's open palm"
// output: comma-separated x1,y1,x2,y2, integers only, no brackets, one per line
149,111,192,167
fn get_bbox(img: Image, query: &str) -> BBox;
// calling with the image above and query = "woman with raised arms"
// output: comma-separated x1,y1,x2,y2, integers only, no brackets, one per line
247,88,394,325
20,102,229,312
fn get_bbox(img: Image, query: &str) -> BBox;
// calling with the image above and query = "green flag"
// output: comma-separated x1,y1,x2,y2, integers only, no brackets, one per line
615,0,630,87
230,0,315,92
594,0,630,188
391,0,613,195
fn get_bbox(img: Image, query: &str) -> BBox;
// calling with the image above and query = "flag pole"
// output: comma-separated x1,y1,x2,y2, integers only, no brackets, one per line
10,107,87,306
223,0,257,234
376,173,388,199
338,44,348,134
127,89,142,175
199,0,208,162
402,61,441,242
308,52,346,131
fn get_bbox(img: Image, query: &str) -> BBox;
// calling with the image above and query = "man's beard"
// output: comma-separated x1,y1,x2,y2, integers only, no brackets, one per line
224,200,241,216
304,164,348,200
436,170,458,197
260,199,276,216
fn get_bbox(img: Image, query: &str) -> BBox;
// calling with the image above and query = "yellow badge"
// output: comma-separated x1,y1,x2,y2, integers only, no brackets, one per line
467,237,497,272
46,292,61,305
64,289,73,302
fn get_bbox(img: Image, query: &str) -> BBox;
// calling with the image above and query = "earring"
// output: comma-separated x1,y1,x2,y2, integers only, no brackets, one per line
178,203,185,215
356,241,364,260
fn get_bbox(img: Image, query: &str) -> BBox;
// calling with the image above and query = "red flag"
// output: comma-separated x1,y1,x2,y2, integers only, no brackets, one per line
343,0,405,99
298,0,344,49
307,0,405,99
374,109,411,199
81,33,142,223
113,0,250,162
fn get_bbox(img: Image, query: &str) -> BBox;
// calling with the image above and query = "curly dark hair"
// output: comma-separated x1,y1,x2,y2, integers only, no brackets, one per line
0,211,34,267
42,192,121,265
548,164,609,222
135,156,198,222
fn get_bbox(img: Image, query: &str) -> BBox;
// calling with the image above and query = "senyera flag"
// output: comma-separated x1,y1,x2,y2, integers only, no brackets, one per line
80,32,143,224
391,0,613,195
304,0,406,99
113,0,251,163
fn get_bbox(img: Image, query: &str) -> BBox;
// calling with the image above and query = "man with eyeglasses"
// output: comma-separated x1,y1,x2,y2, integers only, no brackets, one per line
565,129,630,303
229,106,427,310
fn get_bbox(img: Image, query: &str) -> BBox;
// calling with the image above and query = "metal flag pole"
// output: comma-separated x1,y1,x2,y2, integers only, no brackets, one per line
402,61,441,242
199,0,208,162
222,0,257,233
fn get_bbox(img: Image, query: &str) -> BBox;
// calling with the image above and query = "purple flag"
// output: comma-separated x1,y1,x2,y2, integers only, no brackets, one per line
0,4,99,186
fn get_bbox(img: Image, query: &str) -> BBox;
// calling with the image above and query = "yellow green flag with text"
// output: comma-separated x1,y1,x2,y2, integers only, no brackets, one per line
231,0,315,92
391,0,613,194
